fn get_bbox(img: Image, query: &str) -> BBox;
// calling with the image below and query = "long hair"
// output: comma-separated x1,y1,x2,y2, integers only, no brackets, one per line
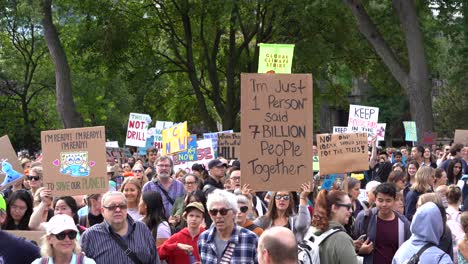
312,189,347,231
120,177,142,205
141,191,167,240
264,191,296,223
52,196,79,224
406,160,420,183
411,166,435,193
3,190,33,230
40,234,81,257
447,158,463,184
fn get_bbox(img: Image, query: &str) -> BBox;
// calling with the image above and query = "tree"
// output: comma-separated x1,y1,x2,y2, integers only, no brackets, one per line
41,0,83,128
343,0,434,142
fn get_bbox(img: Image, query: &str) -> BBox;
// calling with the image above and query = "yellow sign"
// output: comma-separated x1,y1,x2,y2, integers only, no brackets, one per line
162,122,188,155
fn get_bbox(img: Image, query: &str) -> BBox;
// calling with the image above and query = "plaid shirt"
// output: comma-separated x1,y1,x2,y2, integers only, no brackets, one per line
198,224,258,264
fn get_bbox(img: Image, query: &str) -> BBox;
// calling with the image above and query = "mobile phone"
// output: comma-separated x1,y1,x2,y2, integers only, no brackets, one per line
358,234,367,241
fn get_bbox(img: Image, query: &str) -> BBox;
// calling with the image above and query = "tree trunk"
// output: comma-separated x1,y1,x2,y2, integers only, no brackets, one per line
343,0,434,142
41,0,83,128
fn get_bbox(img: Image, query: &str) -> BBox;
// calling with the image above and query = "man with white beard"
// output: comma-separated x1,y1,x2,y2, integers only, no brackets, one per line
142,156,185,219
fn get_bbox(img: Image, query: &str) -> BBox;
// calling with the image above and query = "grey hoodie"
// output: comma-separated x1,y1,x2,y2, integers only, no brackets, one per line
392,202,453,264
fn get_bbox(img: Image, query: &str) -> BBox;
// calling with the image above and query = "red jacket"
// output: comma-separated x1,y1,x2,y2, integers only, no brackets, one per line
157,226,205,264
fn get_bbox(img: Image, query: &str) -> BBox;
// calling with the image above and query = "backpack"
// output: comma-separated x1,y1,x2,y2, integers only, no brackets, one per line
298,227,342,264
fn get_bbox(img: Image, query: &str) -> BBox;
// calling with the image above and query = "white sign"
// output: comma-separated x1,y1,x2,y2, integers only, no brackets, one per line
154,121,174,152
333,126,348,134
105,141,119,148
348,104,379,139
376,123,386,141
125,113,151,147
173,139,215,173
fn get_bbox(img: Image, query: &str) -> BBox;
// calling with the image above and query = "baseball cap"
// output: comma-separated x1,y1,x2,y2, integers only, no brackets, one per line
208,159,227,169
0,194,6,211
46,214,78,235
184,202,205,215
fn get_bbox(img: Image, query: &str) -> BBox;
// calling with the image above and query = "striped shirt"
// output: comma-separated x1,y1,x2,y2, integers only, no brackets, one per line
81,216,160,264
198,224,258,264
142,179,185,219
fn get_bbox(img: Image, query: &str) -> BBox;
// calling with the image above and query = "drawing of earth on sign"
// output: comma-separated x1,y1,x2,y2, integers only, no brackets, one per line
53,152,95,177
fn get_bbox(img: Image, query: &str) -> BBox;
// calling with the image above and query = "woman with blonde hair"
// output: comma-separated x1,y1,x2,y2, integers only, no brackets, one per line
131,163,148,187
32,214,95,264
404,166,435,221
120,177,143,220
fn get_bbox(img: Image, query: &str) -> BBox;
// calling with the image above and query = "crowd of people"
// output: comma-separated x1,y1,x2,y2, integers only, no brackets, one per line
0,141,467,264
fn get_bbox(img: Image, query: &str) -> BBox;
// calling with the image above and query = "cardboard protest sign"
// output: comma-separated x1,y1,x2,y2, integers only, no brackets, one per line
125,113,152,147
376,123,386,141
423,131,438,145
155,121,174,152
333,126,348,134
0,135,24,190
454,130,468,145
241,73,313,191
173,139,215,173
317,132,368,175
5,230,45,245
41,126,108,196
162,122,188,155
258,43,295,74
403,121,418,142
177,135,197,162
203,130,233,158
348,104,379,138
218,133,241,160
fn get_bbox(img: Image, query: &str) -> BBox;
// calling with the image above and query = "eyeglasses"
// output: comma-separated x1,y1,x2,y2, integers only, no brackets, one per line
132,170,142,173
335,203,353,210
55,231,77,240
185,181,197,185
28,176,40,181
103,204,128,211
209,208,231,216
275,194,290,201
239,206,248,213
230,176,241,181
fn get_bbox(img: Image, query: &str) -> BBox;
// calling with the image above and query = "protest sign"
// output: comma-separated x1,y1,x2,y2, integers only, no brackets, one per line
333,126,348,134
105,141,119,148
6,230,45,245
313,156,320,171
376,123,386,141
454,130,468,145
241,73,313,191
41,126,107,196
317,132,368,175
203,130,233,158
258,43,295,74
177,135,198,162
162,122,188,155
321,175,336,191
403,121,418,142
347,104,379,138
125,113,151,147
106,147,131,165
155,121,174,152
0,135,24,190
423,131,438,145
173,139,215,173
218,133,241,160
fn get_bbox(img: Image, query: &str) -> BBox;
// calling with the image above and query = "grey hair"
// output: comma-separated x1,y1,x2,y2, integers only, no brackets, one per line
40,234,81,257
207,189,238,214
236,195,249,205
101,191,127,206
348,178,360,190
154,155,174,168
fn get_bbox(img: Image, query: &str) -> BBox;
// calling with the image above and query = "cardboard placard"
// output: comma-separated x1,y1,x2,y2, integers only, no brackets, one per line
162,122,188,155
0,135,25,190
5,230,45,245
241,73,313,191
173,139,215,173
154,121,174,152
125,113,151,147
257,43,295,74
41,126,108,196
454,130,468,145
423,131,438,145
218,133,241,160
317,132,368,175
403,121,418,142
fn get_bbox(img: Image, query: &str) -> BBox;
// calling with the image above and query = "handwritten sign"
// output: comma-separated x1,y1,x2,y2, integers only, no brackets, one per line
403,121,417,142
376,123,386,141
423,131,438,145
173,139,215,173
0,135,24,190
203,130,233,158
177,135,197,162
333,126,348,134
162,122,188,155
317,132,368,175
348,104,379,138
106,147,131,165
105,141,119,148
218,133,241,160
257,43,295,74
5,230,45,246
125,113,151,147
155,121,174,152
241,73,313,191
454,130,468,145
41,126,108,196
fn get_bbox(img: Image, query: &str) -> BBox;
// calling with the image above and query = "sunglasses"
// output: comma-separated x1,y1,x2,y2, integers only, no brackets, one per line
132,170,142,173
335,203,353,210
103,204,128,211
239,206,248,213
275,194,290,201
28,176,40,181
55,231,77,240
209,208,231,216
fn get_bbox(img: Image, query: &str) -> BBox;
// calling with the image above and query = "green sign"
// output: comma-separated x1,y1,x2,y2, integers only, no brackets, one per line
313,156,320,171
257,43,294,74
